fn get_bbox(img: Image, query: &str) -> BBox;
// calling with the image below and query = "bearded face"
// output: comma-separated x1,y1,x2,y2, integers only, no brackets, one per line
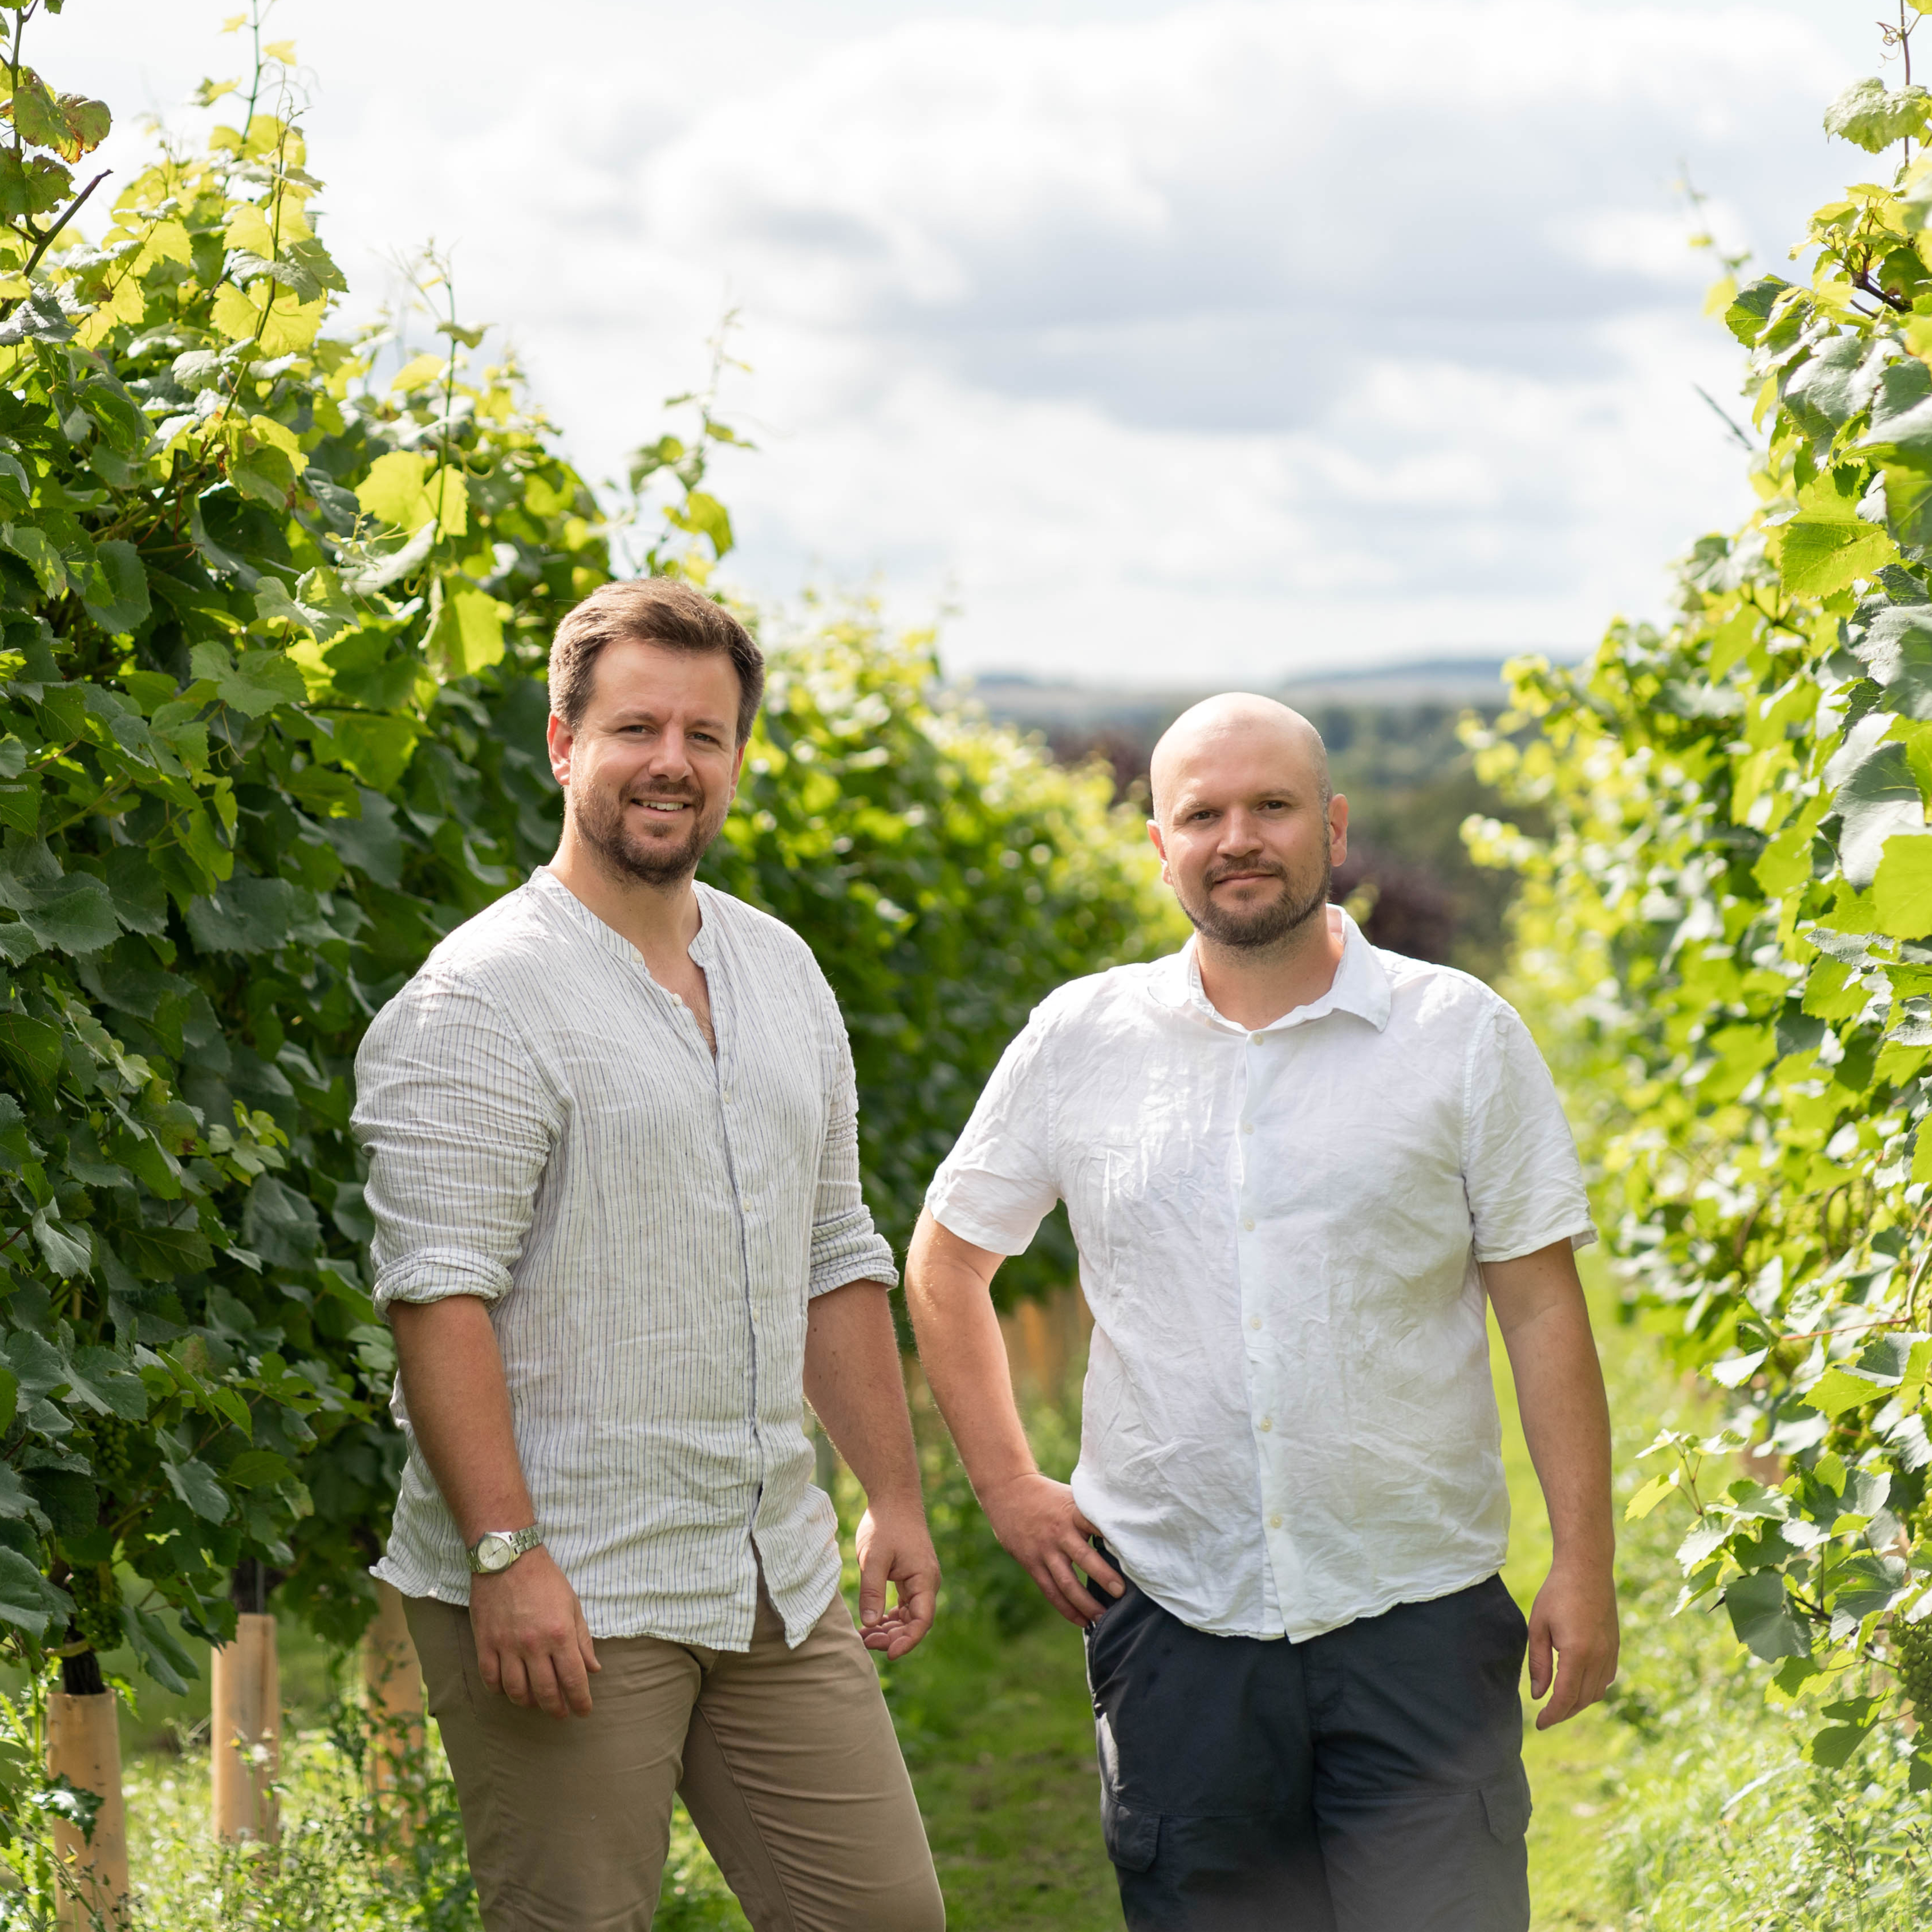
547,638,746,891
1175,844,1333,950
571,767,728,888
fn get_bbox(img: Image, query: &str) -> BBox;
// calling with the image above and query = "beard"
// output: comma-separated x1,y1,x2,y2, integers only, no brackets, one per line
1178,850,1332,950
572,776,725,888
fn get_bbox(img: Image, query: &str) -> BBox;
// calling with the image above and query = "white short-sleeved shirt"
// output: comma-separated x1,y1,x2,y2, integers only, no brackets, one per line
925,910,1594,1642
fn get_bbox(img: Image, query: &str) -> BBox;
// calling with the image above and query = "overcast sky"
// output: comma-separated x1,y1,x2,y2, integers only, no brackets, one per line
47,1,1893,684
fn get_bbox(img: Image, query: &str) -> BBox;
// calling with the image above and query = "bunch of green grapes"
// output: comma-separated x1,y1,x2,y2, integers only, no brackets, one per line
83,1416,135,1489
66,1561,122,1654
1895,1616,1932,1720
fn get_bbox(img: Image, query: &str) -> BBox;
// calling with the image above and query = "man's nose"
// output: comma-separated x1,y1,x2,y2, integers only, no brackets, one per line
1217,809,1264,852
643,729,696,779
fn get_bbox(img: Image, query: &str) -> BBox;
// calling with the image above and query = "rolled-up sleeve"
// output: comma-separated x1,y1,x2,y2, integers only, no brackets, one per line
352,969,562,1312
1463,1000,1597,1263
924,1007,1060,1256
807,976,897,1296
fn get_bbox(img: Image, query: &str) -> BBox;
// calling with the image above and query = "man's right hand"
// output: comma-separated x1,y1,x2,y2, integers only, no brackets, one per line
469,1547,601,1718
981,1470,1126,1626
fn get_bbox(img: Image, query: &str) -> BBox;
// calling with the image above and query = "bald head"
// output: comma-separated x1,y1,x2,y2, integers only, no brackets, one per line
1149,693,1330,826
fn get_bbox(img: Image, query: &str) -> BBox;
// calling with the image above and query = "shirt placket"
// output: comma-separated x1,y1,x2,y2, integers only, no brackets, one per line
687,926,769,1556
1235,1018,1299,1631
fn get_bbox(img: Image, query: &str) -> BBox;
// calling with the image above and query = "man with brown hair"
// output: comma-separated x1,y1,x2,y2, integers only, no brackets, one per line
353,578,946,1932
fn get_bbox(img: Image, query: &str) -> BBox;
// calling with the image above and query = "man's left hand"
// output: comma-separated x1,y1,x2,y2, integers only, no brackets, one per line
1527,1554,1618,1728
854,1502,940,1659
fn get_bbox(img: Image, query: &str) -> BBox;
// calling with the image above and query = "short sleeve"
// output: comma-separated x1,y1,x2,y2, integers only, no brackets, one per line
1463,1001,1597,1263
924,1008,1061,1256
351,969,563,1311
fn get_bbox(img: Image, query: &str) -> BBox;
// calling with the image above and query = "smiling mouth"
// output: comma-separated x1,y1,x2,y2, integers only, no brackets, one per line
634,798,693,815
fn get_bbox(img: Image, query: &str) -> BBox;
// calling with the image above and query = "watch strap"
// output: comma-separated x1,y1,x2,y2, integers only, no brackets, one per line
466,1524,543,1573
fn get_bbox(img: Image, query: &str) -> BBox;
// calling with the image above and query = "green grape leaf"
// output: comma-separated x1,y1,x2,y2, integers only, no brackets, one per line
116,1223,213,1281
124,1605,195,1695
19,874,116,955
1789,334,1879,443
0,1011,62,1104
1824,77,1932,153
1,521,68,598
162,1456,230,1524
79,539,150,636
1777,520,1893,599
1851,604,1932,718
184,873,298,954
667,489,734,559
240,1174,320,1266
217,649,306,718
1874,833,1932,936
0,1460,32,1521
1828,720,1926,888
1725,1570,1814,1661
224,1449,293,1489
1725,275,1791,347
0,151,70,220
0,1547,70,1641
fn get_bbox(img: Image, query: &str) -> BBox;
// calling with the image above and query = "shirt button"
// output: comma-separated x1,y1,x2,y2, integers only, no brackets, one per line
722,1087,733,1103
1249,1315,1262,1330
1258,1417,1272,1432
1241,1122,1253,1135
1250,1032,1266,1045
1242,1217,1255,1232
1269,1514,1283,1529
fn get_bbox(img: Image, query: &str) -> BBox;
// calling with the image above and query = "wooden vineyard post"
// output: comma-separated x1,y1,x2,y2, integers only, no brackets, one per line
46,1656,129,1929
210,1612,280,1842
361,1579,424,1825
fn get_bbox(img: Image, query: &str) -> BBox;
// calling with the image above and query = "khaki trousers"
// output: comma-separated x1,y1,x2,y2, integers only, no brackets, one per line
407,1584,945,1932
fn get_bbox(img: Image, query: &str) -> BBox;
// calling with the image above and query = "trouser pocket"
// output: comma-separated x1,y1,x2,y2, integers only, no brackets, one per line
1101,1790,1160,1873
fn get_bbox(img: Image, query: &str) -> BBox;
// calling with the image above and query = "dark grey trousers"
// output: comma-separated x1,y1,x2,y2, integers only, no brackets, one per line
1084,1564,1532,1932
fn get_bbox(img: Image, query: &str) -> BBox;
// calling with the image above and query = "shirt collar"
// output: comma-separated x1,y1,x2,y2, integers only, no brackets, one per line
1154,906,1393,1035
527,867,718,970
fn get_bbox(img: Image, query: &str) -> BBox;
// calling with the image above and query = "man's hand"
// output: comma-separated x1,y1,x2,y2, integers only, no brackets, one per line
855,1501,941,1659
982,1470,1125,1626
469,1547,601,1719
1527,1554,1618,1728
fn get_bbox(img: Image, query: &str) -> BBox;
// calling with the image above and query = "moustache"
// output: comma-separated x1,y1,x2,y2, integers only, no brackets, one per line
1205,861,1286,887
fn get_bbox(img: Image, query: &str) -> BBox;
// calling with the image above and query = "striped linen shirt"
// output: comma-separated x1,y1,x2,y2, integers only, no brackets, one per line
351,866,897,1650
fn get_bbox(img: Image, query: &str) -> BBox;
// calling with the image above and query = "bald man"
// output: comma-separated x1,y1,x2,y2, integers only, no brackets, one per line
906,696,1616,1932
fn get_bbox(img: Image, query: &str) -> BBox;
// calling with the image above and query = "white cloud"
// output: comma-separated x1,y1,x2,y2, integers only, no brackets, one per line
45,0,1875,680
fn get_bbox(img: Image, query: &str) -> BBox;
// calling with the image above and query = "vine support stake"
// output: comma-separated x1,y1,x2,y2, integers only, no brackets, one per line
360,1578,424,1832
46,1671,129,1929
210,1612,280,1844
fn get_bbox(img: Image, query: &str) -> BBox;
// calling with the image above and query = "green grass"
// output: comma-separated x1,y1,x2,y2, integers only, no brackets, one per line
887,1619,1115,1929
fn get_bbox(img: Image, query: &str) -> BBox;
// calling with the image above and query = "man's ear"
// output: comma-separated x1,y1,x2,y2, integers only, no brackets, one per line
1328,792,1349,866
546,712,574,790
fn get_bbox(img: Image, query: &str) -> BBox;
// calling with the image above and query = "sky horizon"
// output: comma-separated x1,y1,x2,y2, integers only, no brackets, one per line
39,1,1902,687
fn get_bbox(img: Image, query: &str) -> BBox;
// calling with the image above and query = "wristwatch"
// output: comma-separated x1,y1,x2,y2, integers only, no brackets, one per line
466,1525,543,1575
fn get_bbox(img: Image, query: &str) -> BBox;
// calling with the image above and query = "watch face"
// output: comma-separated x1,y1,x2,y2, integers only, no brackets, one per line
476,1534,512,1572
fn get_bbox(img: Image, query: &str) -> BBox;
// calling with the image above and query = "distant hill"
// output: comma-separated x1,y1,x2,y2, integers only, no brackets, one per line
964,655,1553,734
